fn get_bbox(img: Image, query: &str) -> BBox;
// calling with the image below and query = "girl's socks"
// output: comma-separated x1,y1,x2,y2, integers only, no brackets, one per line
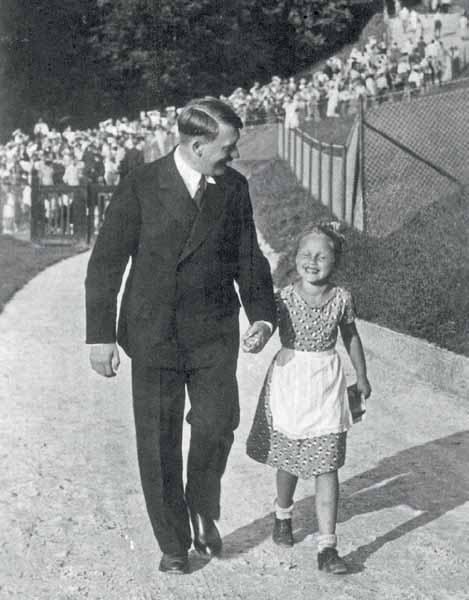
274,500,294,520
317,533,337,552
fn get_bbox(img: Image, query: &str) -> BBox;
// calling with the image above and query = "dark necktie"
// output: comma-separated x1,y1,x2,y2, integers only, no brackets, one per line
192,175,206,210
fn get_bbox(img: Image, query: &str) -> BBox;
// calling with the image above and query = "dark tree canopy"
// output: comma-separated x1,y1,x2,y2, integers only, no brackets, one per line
0,0,102,137
0,0,375,139
93,0,355,108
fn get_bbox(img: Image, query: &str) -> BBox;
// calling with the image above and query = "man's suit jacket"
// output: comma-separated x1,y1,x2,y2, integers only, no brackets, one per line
85,151,276,368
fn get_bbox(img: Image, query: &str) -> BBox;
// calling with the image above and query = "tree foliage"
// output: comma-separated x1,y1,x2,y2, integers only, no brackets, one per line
92,0,277,110
1,1,102,132
93,0,354,109
1,0,369,137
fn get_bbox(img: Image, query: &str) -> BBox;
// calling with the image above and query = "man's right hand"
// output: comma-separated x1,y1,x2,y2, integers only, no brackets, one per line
89,343,120,377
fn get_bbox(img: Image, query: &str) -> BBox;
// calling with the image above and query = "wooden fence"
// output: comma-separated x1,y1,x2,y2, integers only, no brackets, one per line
277,120,364,230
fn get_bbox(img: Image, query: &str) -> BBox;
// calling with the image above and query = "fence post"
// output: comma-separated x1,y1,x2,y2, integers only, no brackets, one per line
72,184,88,244
359,96,367,234
277,121,280,157
288,129,296,167
292,128,298,172
300,131,304,184
284,122,287,159
341,145,347,221
0,184,3,235
277,121,283,158
30,171,44,242
282,121,285,159
87,183,97,245
318,142,323,206
279,120,285,159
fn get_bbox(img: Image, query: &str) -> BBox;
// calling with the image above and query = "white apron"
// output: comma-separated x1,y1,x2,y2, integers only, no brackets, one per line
268,347,353,439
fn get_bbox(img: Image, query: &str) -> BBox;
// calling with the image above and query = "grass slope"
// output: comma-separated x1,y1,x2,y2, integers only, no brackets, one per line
0,236,86,314
247,159,469,356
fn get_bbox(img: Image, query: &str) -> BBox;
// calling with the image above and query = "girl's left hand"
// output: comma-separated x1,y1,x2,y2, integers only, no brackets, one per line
356,376,372,399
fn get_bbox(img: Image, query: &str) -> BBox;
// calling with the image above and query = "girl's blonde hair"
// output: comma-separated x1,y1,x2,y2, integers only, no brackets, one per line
295,221,345,262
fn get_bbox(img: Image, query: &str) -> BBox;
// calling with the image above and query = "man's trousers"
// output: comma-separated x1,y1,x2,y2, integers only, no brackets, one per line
131,349,240,556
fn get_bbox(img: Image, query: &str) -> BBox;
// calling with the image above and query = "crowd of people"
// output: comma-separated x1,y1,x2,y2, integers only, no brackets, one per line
0,111,179,233
232,8,466,128
0,3,467,233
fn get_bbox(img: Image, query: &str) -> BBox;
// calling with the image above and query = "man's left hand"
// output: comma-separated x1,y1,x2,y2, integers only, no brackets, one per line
241,321,272,353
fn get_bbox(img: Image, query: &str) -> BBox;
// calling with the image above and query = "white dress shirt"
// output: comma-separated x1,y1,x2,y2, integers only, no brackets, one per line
173,146,215,198
173,146,273,336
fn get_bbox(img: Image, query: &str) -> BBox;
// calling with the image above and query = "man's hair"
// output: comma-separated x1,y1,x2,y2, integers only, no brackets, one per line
177,97,243,141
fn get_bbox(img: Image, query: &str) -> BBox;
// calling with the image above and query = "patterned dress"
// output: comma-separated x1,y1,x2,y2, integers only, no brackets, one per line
246,284,355,479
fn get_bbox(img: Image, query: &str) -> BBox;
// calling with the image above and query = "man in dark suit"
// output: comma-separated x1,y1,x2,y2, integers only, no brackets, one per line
85,97,276,574
118,135,145,178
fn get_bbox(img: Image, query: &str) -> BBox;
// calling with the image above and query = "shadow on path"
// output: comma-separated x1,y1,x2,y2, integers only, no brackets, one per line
220,431,469,571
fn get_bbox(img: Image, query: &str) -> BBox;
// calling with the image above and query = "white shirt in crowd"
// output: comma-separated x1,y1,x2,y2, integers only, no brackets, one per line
63,162,81,186
408,68,423,88
283,98,300,129
34,120,50,137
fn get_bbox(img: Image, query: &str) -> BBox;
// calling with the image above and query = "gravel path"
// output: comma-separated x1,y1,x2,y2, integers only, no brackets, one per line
1,250,468,600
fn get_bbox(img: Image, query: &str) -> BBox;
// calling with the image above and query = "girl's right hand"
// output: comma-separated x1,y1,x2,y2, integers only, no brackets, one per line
356,376,372,399
241,321,272,353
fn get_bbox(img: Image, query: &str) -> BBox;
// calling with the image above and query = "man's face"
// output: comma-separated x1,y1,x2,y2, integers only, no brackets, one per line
198,123,240,176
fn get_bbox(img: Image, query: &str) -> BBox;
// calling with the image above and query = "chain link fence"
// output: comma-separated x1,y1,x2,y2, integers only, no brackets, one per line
277,77,469,238
362,77,469,237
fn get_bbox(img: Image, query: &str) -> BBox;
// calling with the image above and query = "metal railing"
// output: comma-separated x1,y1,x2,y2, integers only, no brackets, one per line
29,177,115,245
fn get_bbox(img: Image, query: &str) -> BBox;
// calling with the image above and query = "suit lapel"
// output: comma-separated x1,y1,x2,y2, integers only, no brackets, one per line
179,176,228,263
156,152,198,227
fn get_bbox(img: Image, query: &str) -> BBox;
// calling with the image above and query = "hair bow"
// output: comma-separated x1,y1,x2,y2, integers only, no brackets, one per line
318,220,346,242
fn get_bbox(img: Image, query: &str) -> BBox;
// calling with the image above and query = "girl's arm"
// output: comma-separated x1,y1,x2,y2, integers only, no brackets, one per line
340,322,372,398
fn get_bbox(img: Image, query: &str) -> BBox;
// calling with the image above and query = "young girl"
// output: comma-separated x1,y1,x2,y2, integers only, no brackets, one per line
246,222,371,574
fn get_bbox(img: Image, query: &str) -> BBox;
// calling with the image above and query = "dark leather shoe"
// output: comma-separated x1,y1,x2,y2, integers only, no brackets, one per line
158,552,189,574
317,547,348,574
272,517,294,547
190,511,222,558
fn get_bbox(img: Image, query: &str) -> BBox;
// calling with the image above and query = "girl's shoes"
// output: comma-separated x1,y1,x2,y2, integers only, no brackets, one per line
272,517,294,546
317,547,348,574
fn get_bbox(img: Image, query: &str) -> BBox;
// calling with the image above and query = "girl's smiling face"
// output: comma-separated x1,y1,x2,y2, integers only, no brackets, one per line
295,233,336,285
